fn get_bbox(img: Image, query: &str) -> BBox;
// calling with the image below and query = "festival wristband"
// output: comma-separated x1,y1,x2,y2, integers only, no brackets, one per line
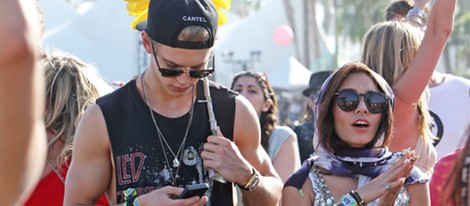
336,193,359,206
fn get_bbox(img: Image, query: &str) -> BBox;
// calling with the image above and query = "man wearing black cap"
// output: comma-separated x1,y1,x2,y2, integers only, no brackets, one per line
294,71,332,162
64,0,282,205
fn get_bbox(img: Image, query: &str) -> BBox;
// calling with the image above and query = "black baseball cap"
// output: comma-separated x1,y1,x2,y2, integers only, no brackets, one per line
303,71,333,97
136,0,218,49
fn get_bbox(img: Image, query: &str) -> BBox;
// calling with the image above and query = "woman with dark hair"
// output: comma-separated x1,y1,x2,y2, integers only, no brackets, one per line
283,62,430,205
231,71,300,182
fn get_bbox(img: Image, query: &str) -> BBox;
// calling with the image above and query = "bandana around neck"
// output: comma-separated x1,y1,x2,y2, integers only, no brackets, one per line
313,146,429,185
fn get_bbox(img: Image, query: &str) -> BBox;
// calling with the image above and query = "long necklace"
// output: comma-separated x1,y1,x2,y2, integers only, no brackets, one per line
140,73,194,185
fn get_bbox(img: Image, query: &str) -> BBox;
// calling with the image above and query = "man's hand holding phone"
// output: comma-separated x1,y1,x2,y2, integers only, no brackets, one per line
177,183,209,199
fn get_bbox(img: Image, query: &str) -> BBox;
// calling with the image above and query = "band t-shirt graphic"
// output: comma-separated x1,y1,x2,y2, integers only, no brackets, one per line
97,79,236,205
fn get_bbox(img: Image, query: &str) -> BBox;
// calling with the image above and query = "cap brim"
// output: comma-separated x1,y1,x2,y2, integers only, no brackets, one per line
136,21,147,31
302,88,313,97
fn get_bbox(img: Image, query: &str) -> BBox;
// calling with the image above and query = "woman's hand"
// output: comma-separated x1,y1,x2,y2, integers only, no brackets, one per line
357,149,418,204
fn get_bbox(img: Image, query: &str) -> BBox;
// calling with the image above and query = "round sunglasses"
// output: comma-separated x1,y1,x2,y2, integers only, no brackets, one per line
334,89,389,114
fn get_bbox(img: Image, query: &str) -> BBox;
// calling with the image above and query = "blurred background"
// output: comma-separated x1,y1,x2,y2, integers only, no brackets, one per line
39,0,470,126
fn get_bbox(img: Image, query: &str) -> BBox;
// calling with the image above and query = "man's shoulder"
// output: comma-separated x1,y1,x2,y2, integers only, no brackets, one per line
208,80,237,95
97,79,135,105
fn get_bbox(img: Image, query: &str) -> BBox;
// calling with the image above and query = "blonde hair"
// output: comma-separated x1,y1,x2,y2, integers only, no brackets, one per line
178,25,211,42
362,21,434,143
40,50,112,169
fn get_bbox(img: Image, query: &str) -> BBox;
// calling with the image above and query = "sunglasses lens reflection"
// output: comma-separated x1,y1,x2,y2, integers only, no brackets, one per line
336,91,359,112
366,93,388,113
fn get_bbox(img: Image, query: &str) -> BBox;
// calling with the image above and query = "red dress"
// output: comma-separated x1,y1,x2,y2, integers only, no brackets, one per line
430,147,463,206
22,160,108,206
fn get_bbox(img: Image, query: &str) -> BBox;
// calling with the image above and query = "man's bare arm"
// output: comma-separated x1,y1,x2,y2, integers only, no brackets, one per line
64,105,113,205
233,96,282,206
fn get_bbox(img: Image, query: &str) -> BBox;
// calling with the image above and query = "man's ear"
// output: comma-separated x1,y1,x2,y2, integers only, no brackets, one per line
141,31,153,54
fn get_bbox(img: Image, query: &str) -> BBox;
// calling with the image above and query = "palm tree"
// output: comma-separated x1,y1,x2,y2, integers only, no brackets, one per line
282,0,301,61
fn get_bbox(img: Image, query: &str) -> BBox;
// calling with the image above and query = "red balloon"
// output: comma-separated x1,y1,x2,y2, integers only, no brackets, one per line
273,25,294,46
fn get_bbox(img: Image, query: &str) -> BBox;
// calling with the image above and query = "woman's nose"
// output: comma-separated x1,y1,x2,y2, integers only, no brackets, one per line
355,96,369,113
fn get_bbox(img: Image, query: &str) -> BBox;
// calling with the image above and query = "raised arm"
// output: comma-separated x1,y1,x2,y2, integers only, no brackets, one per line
64,105,113,205
0,0,46,204
393,0,456,103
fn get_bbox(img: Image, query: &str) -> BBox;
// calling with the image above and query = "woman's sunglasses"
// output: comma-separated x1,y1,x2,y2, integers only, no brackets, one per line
151,42,215,78
334,89,389,114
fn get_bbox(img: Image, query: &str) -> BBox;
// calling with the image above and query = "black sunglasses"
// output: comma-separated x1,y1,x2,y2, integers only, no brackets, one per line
334,89,389,114
151,43,215,78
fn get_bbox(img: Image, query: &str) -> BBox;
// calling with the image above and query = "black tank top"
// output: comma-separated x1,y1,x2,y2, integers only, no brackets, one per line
97,79,236,205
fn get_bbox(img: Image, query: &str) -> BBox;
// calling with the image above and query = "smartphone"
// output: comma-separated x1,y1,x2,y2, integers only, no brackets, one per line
177,183,209,199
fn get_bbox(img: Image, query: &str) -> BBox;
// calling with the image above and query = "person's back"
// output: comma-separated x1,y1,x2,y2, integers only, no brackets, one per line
0,0,47,204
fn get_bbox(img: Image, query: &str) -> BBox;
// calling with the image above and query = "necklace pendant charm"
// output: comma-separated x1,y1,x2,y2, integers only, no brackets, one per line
173,158,180,168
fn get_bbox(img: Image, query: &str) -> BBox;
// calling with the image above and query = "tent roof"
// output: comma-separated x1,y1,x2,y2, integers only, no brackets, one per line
264,57,311,91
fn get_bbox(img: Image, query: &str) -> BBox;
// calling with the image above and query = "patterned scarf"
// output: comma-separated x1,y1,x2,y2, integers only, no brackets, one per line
313,146,429,185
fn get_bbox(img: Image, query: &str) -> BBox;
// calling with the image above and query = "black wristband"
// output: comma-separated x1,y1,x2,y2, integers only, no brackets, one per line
349,190,366,206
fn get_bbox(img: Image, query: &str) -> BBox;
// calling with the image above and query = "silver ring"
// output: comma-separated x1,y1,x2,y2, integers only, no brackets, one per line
385,183,391,191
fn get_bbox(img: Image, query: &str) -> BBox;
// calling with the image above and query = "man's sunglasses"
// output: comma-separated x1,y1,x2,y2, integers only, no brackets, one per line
334,89,389,114
151,43,214,78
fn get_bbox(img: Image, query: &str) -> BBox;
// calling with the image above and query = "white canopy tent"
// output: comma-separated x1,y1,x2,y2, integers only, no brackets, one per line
264,57,311,91
39,0,139,83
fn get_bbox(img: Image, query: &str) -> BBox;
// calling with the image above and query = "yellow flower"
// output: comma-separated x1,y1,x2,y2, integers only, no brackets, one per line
213,0,231,25
125,0,149,30
124,0,231,30
213,0,231,10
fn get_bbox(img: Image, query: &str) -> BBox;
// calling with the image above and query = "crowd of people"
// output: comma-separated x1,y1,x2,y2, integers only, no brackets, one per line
2,0,470,205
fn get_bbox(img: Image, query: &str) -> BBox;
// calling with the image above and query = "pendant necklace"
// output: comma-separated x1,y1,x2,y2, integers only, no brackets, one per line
140,73,194,185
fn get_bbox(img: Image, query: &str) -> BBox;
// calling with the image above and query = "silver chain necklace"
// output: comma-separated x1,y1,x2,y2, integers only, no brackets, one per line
140,73,194,185
47,159,65,183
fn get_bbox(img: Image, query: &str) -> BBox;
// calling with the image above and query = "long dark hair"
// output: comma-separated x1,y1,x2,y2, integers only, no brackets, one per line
231,71,278,152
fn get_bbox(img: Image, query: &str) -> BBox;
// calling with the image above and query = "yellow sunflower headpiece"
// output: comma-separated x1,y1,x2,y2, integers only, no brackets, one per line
124,0,231,30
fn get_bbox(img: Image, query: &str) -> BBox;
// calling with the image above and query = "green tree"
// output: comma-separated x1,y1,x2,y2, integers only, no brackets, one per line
335,0,388,43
